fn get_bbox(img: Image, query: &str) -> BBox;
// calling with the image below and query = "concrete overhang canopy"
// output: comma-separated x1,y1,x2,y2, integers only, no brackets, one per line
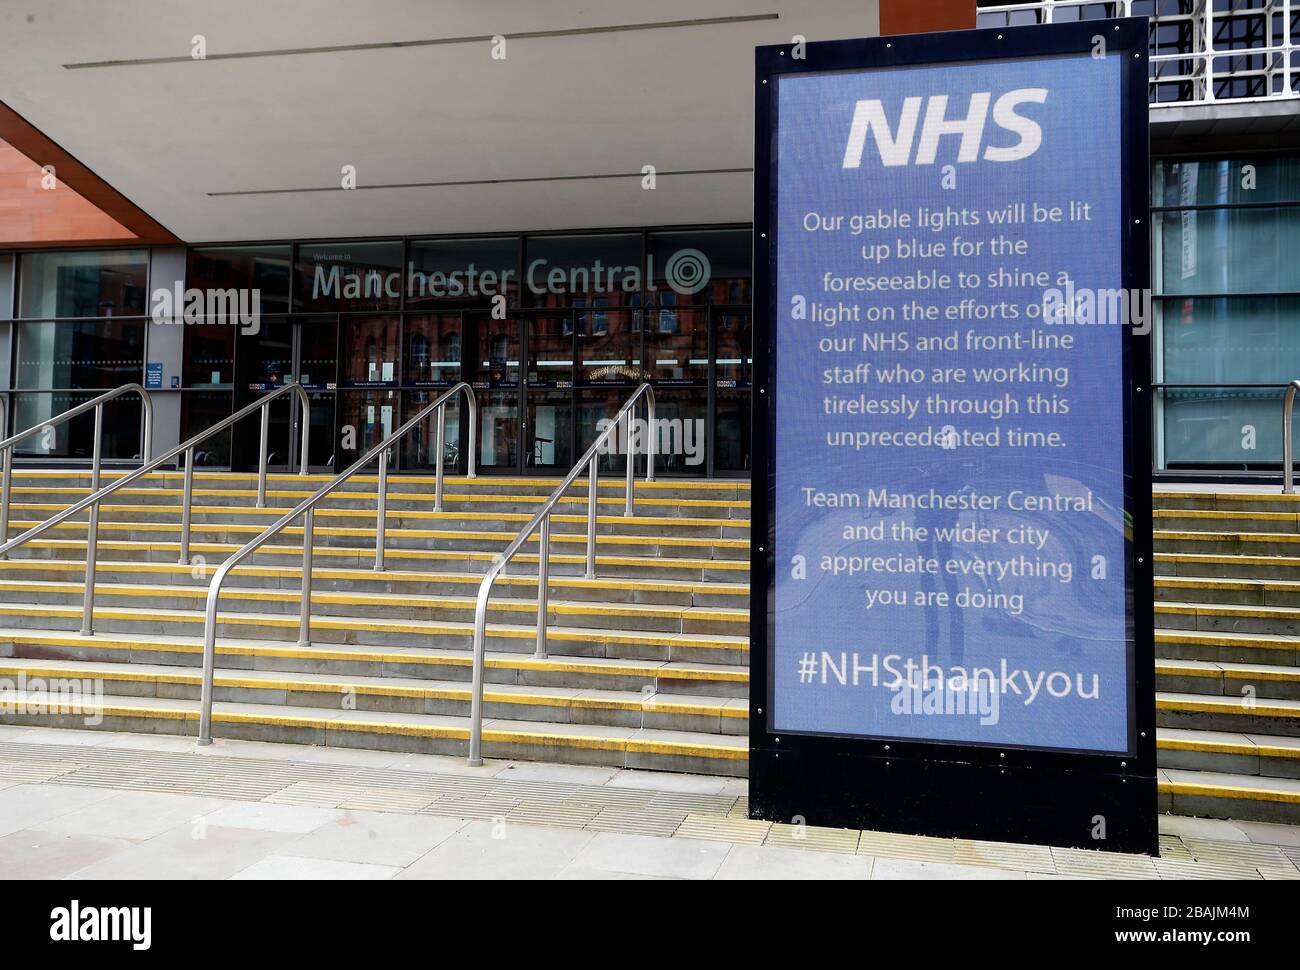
0,1,887,244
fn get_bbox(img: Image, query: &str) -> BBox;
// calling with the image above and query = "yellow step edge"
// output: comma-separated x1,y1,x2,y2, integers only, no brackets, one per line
0,579,748,623
3,539,753,571
0,630,750,681
1157,553,1300,567
1153,491,1300,502
10,503,749,530
9,487,750,510
1156,630,1296,651
0,699,749,759
1156,660,1300,683
1157,530,1300,542
1157,602,1300,620
7,519,750,549
1158,778,1300,806
1156,696,1300,718
1153,509,1299,521
0,604,749,649
0,559,750,596
0,663,746,719
1155,577,1264,590
1157,735,1300,760
10,471,750,491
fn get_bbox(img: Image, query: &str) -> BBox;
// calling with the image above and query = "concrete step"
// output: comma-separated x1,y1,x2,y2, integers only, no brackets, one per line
1153,508,1300,534
8,503,751,540
4,484,751,518
0,558,750,609
1153,490,1300,514
0,579,748,637
1159,768,1300,825
1157,551,1300,581
0,628,750,696
1155,530,1300,558
1158,599,1300,638
1158,690,1300,738
0,688,749,775
1158,727,1300,781
1157,657,1300,700
1156,574,1300,608
0,657,748,736
1157,628,1300,665
7,470,751,501
5,517,749,560
0,602,749,664
0,537,750,581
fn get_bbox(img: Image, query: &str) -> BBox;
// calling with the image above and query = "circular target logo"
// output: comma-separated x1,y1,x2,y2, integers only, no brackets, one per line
664,248,711,296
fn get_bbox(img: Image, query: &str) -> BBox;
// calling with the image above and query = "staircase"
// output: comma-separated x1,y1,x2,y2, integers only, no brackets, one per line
0,469,750,775
4,472,1299,824
1154,488,1300,823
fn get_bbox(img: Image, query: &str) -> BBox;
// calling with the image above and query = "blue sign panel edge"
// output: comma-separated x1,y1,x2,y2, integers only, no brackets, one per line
746,18,1157,855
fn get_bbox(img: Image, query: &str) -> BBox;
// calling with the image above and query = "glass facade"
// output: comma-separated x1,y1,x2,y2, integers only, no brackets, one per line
9,248,149,460
1153,155,1300,471
171,229,753,477
5,185,1295,479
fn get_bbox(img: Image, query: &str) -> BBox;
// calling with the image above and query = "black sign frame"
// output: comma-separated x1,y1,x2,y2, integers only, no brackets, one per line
749,19,1156,855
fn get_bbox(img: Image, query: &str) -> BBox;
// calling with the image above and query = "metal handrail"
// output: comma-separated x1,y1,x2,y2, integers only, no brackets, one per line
1283,381,1300,494
195,381,477,744
0,382,310,634
0,382,154,562
466,382,655,766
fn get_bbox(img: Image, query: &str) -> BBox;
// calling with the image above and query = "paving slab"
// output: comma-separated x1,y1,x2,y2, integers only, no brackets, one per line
67,824,302,880
41,791,231,841
870,858,1027,880
395,819,593,879
567,831,731,879
715,843,876,880
0,783,120,839
283,811,468,867
200,801,344,834
0,828,137,879
231,854,400,880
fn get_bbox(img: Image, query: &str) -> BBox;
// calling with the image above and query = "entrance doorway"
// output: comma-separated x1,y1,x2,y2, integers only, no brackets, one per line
237,315,338,472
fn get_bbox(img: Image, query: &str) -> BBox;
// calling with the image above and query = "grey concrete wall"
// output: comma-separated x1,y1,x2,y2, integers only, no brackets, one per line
144,246,186,459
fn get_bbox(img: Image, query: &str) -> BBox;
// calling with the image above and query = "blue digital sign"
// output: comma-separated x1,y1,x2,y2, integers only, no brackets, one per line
772,52,1132,753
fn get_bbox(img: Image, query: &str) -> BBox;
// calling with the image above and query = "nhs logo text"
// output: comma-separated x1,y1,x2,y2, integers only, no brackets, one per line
842,89,1048,168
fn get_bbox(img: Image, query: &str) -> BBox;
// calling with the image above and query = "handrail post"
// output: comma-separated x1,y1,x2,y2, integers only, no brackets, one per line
298,508,314,646
0,447,11,558
466,387,478,479
646,387,656,482
0,394,8,555
80,403,104,636
179,446,195,565
586,458,599,579
468,596,488,767
624,406,635,517
1285,382,1299,494
257,402,270,508
534,514,550,659
434,404,446,512
374,448,388,571
297,387,310,475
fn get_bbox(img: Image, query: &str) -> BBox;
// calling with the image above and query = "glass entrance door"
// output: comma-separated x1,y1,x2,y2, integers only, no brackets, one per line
239,315,337,472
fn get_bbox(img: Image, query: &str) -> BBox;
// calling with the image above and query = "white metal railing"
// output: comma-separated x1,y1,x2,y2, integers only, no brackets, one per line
977,0,1298,105
0,383,155,558
465,383,656,766
195,382,476,744
1282,379,1300,492
0,383,307,635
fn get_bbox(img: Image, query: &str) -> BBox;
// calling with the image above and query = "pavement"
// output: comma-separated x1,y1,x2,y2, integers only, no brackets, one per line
1,725,1298,880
